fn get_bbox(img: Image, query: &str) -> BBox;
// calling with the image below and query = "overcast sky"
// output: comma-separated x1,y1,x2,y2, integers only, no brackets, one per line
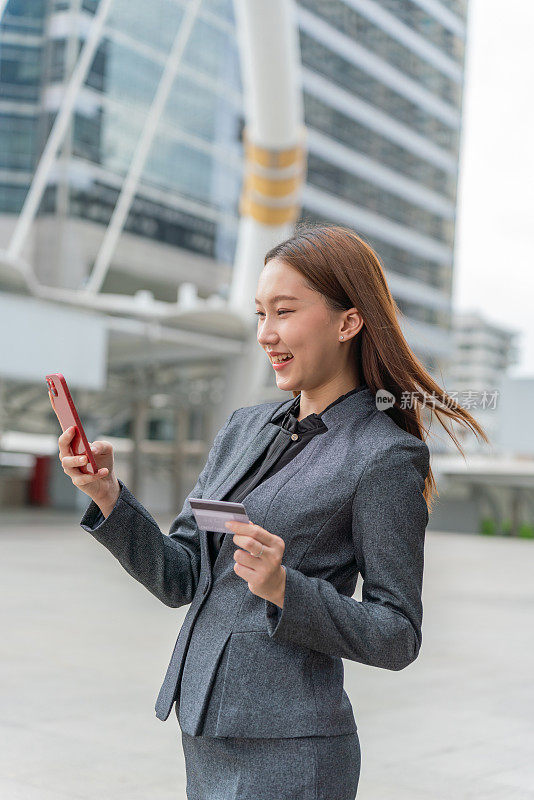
454,0,534,377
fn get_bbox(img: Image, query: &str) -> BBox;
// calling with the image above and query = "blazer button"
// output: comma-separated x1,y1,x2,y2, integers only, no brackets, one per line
202,578,210,595
291,433,298,441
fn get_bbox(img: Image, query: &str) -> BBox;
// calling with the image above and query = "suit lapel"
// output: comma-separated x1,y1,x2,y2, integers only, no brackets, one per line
198,396,296,560
207,421,283,501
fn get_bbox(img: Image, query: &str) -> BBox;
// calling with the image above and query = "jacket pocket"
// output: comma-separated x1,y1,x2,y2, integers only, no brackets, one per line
212,630,318,738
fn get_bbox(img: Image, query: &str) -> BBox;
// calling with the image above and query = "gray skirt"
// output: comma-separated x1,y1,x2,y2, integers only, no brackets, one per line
180,730,361,800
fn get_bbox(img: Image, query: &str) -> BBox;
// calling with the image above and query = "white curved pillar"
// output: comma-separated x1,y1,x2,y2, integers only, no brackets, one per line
219,0,306,420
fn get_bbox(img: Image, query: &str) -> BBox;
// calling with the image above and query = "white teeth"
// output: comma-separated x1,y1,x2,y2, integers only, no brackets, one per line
270,353,293,363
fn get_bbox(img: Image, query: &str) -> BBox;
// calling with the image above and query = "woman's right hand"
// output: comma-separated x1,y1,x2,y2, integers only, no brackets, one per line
58,426,119,507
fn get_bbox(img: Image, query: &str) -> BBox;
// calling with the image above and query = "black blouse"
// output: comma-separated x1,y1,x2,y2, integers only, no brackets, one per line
207,383,368,566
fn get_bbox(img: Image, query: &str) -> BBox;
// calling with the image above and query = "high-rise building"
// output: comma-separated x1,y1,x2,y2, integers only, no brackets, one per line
0,0,242,298
294,0,468,377
1,1,467,366
448,311,518,394
0,0,470,507
444,310,519,452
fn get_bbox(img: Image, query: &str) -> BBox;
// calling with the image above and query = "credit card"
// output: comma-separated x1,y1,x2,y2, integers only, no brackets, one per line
189,497,250,534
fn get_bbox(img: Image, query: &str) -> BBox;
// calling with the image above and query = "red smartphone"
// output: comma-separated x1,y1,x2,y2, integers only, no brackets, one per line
45,373,98,475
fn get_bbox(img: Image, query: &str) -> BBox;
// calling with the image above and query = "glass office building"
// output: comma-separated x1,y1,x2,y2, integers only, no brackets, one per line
1,0,468,370
295,0,468,374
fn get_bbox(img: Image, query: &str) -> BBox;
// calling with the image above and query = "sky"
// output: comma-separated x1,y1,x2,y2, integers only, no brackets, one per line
454,0,534,377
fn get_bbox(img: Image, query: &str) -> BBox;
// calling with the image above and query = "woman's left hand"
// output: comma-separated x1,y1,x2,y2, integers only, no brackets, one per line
224,520,286,609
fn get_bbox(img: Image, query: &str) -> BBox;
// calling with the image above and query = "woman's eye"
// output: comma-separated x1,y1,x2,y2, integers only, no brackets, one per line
254,310,292,317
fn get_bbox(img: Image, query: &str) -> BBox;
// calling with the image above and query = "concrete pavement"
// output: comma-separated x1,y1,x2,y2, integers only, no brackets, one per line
1,508,532,799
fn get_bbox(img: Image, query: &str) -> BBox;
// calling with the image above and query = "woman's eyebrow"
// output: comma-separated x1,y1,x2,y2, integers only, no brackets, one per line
254,294,300,305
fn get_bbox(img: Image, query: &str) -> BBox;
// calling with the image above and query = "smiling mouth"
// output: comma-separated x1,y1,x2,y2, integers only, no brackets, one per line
270,354,294,369
269,353,294,364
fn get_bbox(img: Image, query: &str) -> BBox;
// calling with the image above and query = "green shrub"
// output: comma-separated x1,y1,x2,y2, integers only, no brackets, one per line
518,522,534,539
480,517,496,536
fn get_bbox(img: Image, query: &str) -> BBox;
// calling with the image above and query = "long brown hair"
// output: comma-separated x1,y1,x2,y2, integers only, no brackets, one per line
264,223,489,513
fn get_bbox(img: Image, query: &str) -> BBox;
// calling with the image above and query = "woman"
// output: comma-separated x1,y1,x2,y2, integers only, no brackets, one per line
59,224,488,799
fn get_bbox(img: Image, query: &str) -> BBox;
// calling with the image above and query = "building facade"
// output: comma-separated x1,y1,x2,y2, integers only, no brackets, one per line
0,0,470,508
1,1,468,355
0,0,242,298
294,0,468,377
444,310,519,453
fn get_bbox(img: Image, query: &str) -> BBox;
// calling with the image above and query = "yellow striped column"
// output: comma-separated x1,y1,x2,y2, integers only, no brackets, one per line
239,128,307,226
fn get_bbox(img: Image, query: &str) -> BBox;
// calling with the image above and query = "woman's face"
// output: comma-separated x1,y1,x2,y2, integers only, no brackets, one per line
255,258,361,392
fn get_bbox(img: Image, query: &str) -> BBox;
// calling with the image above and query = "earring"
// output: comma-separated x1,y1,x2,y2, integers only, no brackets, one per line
339,336,344,340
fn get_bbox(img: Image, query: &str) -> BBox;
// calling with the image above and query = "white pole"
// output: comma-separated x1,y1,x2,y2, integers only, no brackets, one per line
230,0,305,314
217,0,306,419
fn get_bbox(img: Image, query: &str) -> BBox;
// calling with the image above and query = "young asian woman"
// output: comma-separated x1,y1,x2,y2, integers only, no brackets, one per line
73,224,489,799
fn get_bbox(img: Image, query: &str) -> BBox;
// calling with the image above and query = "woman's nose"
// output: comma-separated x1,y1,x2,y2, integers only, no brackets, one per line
257,325,280,345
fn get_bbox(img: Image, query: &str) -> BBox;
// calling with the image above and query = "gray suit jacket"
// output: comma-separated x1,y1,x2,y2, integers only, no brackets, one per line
80,386,430,738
